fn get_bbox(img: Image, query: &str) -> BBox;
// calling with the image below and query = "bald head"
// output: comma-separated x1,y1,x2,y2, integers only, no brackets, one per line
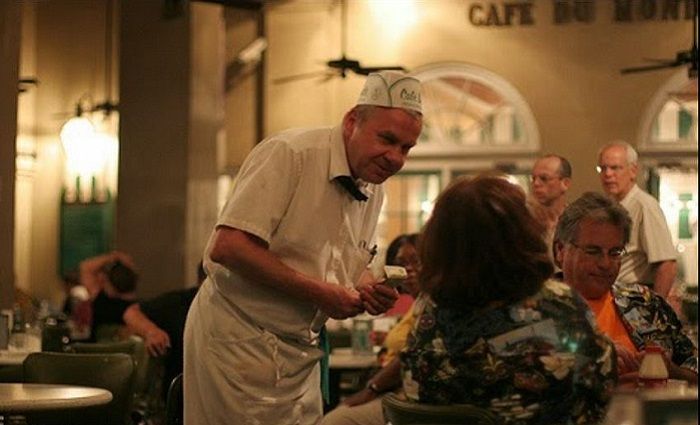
530,155,572,206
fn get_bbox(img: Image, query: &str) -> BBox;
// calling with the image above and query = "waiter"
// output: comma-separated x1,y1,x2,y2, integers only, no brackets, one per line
184,71,423,424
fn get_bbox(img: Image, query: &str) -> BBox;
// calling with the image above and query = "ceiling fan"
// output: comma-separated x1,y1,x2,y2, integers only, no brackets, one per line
621,10,698,78
274,0,407,84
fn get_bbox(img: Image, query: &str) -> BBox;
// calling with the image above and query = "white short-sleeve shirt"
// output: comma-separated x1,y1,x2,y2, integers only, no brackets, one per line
203,126,384,342
618,185,677,285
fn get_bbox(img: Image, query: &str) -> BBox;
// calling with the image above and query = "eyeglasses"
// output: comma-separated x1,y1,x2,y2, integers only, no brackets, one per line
530,174,561,184
570,242,626,261
596,164,625,174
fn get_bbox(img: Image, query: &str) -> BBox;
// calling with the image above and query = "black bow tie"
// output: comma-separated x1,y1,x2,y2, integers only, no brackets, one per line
334,176,368,201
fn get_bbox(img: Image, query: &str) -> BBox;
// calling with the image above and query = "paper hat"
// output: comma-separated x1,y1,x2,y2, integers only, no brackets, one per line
356,71,422,114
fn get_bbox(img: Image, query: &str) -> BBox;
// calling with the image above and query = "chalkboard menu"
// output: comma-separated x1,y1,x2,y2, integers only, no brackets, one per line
59,200,114,276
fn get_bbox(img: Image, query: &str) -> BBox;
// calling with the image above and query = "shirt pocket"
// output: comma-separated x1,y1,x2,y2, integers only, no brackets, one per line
344,245,373,287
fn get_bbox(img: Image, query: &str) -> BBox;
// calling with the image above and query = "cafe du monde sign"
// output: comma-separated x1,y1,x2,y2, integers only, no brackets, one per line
467,0,696,26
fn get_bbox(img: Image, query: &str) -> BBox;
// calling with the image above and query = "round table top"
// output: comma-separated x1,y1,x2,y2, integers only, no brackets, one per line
0,383,112,412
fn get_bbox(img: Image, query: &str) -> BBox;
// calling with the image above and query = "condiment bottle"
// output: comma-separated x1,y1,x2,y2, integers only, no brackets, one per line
351,315,373,356
637,344,668,389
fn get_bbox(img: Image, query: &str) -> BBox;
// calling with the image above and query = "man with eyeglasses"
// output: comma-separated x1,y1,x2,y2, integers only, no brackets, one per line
597,141,677,298
554,192,697,385
527,154,572,265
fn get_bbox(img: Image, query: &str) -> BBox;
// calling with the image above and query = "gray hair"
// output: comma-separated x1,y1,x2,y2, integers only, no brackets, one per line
596,140,638,165
554,192,632,245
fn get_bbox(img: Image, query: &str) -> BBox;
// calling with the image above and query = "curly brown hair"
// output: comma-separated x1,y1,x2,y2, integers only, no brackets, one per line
419,175,553,309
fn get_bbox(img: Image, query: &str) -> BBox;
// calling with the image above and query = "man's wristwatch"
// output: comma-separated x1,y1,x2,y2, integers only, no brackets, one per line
366,382,381,394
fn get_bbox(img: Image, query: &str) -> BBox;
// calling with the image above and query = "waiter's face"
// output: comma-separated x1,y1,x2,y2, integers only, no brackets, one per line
342,106,422,184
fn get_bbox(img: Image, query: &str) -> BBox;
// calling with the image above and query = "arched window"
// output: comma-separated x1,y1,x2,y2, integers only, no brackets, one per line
412,62,540,155
376,63,540,252
638,70,698,287
638,71,697,153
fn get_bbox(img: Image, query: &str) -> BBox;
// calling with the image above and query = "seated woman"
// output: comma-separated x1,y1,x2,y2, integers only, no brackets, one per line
321,233,420,425
553,192,697,385
401,175,616,424
382,234,420,318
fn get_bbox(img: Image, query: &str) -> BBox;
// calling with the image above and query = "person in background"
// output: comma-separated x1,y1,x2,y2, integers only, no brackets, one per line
527,154,572,265
553,192,697,385
79,250,138,342
321,233,420,425
597,141,677,298
401,175,615,424
382,233,420,317
123,261,206,400
184,71,423,425
60,270,91,339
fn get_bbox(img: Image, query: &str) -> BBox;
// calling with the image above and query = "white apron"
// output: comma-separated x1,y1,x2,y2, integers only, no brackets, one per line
184,280,324,425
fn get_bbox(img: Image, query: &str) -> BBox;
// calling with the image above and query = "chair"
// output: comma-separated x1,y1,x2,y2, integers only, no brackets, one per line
71,336,162,422
165,373,183,425
70,336,149,393
70,337,137,355
23,352,135,425
94,323,126,342
381,393,502,425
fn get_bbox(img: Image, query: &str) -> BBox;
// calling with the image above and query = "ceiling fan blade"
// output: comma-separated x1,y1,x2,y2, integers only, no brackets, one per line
273,69,337,84
327,56,361,70
620,62,681,74
640,57,679,64
352,65,407,76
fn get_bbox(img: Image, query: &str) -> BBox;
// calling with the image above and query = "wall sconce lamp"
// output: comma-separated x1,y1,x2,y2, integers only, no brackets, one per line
18,77,39,94
59,99,119,276
60,100,119,204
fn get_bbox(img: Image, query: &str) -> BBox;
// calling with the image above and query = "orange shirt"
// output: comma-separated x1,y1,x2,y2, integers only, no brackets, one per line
585,291,639,355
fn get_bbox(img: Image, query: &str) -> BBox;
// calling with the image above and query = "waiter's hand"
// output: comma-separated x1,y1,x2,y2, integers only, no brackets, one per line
357,282,399,315
319,285,365,319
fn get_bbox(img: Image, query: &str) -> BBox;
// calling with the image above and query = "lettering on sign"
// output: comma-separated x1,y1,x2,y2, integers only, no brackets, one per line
613,0,697,21
554,1,595,24
466,0,696,26
468,2,535,26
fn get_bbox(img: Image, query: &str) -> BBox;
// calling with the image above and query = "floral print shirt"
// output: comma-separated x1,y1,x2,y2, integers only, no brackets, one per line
612,282,698,373
400,280,616,425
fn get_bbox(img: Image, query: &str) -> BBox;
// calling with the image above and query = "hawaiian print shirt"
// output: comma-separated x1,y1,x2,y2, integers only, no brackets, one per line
612,282,698,373
400,280,616,425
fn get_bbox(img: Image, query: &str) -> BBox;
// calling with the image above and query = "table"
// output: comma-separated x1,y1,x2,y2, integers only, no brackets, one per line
326,348,379,411
329,348,378,369
0,383,112,413
605,385,697,424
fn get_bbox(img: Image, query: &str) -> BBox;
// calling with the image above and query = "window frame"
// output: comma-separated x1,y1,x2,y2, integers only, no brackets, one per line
409,62,541,157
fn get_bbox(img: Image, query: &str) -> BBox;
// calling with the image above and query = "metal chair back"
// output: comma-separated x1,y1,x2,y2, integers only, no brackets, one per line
23,351,135,425
165,373,183,425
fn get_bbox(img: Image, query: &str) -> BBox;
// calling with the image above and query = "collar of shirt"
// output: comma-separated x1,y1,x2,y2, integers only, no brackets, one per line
619,184,641,208
327,125,375,200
